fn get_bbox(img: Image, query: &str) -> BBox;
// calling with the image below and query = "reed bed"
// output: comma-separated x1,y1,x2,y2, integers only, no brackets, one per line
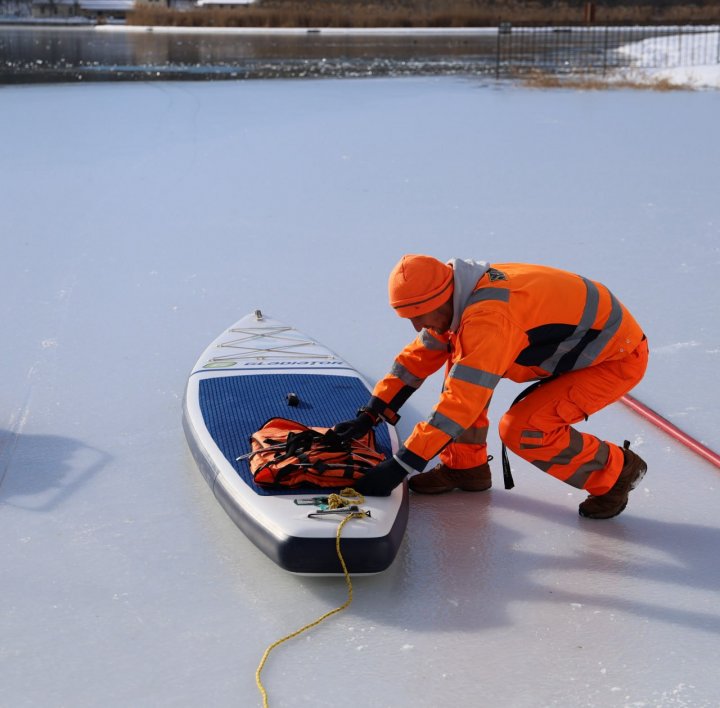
128,1,720,29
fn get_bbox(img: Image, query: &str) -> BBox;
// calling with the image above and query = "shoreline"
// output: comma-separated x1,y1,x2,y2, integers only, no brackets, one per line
99,24,500,35
2,20,717,35
0,20,498,35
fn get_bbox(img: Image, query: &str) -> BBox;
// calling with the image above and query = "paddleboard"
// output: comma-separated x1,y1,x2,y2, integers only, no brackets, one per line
182,310,409,575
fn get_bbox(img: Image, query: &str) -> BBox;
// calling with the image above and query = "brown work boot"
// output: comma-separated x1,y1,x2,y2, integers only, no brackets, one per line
578,441,647,519
408,459,492,494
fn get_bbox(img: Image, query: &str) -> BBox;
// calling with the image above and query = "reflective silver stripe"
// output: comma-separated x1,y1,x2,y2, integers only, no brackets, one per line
466,287,510,306
531,431,610,488
533,428,585,473
521,430,543,439
390,361,424,388
519,429,543,449
448,363,501,390
427,410,465,439
572,292,623,370
563,442,610,489
540,277,599,373
456,426,489,445
420,329,448,351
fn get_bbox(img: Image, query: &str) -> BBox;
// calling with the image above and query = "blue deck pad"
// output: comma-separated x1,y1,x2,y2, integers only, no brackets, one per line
199,373,393,496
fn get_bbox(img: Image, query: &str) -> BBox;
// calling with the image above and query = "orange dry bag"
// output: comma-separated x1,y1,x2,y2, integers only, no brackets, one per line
247,417,386,489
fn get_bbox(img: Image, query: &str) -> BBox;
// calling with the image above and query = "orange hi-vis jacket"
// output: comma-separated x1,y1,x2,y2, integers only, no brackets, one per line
367,260,645,473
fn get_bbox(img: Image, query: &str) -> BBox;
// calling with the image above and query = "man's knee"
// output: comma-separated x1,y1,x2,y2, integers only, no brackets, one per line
498,409,524,453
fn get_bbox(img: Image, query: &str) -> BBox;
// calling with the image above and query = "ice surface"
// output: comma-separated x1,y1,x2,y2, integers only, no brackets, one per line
1,58,719,708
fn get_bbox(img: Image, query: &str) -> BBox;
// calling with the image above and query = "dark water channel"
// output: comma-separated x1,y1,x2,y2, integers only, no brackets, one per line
0,26,505,83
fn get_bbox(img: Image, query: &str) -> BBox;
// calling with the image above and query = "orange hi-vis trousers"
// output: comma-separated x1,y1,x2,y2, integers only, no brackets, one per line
498,338,649,495
440,338,648,494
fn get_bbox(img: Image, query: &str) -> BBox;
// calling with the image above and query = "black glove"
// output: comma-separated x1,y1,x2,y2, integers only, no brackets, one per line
333,409,376,442
354,457,408,497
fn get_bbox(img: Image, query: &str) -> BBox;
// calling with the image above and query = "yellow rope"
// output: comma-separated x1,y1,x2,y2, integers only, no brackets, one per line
255,494,366,708
326,487,365,509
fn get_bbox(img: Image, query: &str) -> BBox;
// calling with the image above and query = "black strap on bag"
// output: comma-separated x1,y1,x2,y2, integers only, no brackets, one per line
501,376,559,490
248,418,385,489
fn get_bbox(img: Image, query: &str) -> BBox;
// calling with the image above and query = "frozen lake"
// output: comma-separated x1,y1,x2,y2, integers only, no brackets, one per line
1,74,719,707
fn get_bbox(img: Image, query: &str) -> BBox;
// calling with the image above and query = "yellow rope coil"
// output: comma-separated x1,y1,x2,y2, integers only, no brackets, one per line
255,490,366,708
327,487,365,509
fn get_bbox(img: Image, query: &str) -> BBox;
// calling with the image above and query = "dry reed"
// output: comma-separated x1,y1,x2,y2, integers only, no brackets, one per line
520,68,691,90
128,1,720,29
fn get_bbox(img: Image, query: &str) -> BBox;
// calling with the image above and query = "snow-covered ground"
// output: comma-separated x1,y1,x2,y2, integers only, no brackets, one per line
617,28,720,89
1,32,719,708
647,62,720,88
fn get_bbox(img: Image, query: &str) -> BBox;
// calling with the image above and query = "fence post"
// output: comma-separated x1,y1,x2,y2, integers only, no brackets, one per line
584,2,595,24
497,21,512,79
602,24,609,75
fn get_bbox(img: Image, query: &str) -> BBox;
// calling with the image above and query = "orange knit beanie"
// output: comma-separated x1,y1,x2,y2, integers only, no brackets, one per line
388,254,454,318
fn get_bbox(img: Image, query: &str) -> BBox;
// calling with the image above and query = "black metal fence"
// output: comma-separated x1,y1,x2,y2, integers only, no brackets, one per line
494,24,720,78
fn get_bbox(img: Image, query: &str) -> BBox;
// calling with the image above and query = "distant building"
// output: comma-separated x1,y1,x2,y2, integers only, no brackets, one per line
194,0,255,7
31,0,133,18
28,0,252,20
132,0,255,10
133,0,222,9
77,0,134,20
1,0,33,17
31,0,80,18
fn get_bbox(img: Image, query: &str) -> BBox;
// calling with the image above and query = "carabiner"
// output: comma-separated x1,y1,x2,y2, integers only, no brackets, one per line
307,506,371,519
293,497,330,506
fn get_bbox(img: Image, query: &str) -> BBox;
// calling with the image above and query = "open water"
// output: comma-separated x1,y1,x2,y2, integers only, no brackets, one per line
0,26,504,83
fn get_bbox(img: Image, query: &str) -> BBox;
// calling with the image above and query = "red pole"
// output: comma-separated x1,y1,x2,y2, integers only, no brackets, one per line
620,393,720,468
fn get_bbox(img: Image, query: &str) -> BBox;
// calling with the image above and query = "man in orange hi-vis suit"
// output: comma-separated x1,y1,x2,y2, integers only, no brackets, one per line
336,254,649,519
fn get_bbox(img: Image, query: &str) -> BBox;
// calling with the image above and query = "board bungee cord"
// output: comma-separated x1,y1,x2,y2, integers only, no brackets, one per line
183,309,408,574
